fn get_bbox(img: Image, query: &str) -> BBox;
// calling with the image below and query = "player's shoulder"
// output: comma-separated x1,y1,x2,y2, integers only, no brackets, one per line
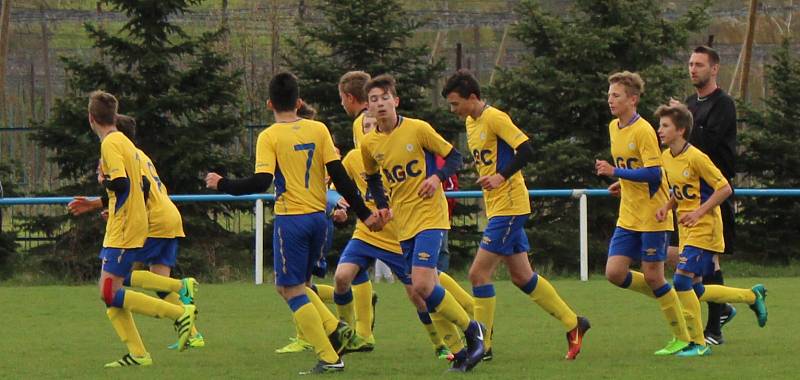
343,148,361,163
102,131,133,150
687,145,712,164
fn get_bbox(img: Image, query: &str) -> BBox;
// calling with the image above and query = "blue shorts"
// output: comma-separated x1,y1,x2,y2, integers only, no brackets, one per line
400,229,445,272
677,246,716,277
339,239,411,285
608,227,669,262
479,214,531,255
129,237,179,267
273,212,328,287
99,247,139,277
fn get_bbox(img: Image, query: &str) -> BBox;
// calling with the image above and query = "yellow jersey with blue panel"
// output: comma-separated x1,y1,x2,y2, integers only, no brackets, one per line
352,111,366,148
360,116,452,242
662,145,728,253
342,148,402,254
467,106,531,217
100,132,148,249
137,149,184,238
255,118,339,215
255,118,340,287
609,117,673,232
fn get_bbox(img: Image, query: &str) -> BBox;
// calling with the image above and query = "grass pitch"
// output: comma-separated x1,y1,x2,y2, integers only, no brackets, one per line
0,277,794,379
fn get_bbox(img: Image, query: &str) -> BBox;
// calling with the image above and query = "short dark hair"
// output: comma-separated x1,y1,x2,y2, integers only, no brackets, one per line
442,69,481,99
654,104,693,139
269,72,299,112
88,90,118,126
693,45,720,66
339,71,371,103
115,114,137,143
364,74,397,98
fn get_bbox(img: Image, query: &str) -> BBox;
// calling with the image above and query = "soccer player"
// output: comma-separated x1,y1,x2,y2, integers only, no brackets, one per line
653,103,767,356
595,72,692,355
69,114,204,351
205,72,382,374
669,46,738,345
338,70,370,148
442,70,589,361
86,91,196,368
359,74,485,372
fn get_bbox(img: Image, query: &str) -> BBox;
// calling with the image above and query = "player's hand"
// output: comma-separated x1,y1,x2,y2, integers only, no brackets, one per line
68,196,103,216
477,174,505,190
377,208,393,224
100,209,109,221
678,210,702,227
205,172,223,190
595,160,615,177
332,208,348,223
418,175,441,199
337,197,350,209
668,97,683,107
655,206,669,222
608,181,621,198
96,160,105,185
364,212,384,232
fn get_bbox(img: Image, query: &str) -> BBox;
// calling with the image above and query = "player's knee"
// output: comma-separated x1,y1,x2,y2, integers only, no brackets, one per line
605,268,626,286
412,283,433,299
333,275,351,294
643,273,665,289
672,273,694,292
467,267,488,285
99,277,116,306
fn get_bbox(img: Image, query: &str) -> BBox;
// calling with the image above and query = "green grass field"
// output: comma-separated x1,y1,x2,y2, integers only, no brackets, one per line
0,277,794,379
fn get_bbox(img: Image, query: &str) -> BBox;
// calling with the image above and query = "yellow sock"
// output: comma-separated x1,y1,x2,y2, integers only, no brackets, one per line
294,302,339,363
625,271,656,298
306,287,339,335
439,272,475,317
472,284,495,350
421,315,444,348
122,289,183,320
677,290,705,345
430,313,465,353
429,287,470,331
107,307,147,357
295,315,305,341
130,270,182,292
528,275,578,331
163,292,200,336
315,284,335,305
352,281,374,339
656,287,691,342
334,291,356,329
699,285,756,304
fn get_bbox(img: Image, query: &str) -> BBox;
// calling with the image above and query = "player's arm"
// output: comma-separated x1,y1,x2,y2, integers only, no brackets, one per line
655,193,677,222
418,123,462,197
326,160,372,222
101,141,131,194
215,173,272,195
481,115,532,189
361,145,390,209
679,158,732,227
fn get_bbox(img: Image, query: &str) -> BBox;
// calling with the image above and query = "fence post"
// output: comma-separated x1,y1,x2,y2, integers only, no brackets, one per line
578,191,589,281
255,198,264,285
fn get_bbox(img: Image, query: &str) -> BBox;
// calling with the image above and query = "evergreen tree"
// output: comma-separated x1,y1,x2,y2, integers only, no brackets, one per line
29,0,246,280
489,0,709,270
738,39,800,262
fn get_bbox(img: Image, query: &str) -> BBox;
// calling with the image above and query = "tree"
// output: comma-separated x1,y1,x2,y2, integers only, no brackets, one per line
489,0,710,270
737,39,800,263
29,0,247,280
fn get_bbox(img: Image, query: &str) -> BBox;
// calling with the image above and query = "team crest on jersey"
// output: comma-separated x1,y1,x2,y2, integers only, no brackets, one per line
292,125,301,130
406,144,414,152
683,169,691,177
375,153,384,162
417,252,431,261
628,143,636,150
480,132,487,140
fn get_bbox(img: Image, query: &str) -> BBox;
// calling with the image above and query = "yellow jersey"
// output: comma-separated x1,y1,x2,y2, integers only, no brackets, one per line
100,132,147,248
360,116,452,241
662,145,729,253
466,106,531,217
342,148,402,254
138,149,185,238
608,116,673,232
352,111,366,148
255,118,339,215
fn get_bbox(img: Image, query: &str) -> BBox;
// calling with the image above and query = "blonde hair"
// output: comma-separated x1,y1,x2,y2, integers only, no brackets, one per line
608,71,645,98
338,71,371,103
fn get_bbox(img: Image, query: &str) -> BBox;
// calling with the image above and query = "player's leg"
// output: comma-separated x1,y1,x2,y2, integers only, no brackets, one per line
691,253,767,328
704,199,737,343
468,248,500,357
438,271,474,317
605,227,654,298
672,248,709,356
98,262,150,368
333,248,361,329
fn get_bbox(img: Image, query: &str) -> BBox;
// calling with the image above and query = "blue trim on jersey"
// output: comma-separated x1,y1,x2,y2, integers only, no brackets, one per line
424,149,437,178
496,138,513,174
648,173,661,198
274,164,286,198
699,178,714,204
653,283,672,298
114,175,131,212
288,294,310,312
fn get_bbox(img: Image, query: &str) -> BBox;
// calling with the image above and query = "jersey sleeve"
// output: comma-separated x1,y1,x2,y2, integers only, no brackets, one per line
342,149,358,180
637,126,663,168
360,141,379,175
318,126,339,164
488,111,529,149
694,153,729,190
254,129,276,175
101,138,128,180
418,121,453,157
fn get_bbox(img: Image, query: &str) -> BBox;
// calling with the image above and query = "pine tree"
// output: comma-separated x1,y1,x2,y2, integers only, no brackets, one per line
489,0,709,270
29,0,246,280
738,39,800,262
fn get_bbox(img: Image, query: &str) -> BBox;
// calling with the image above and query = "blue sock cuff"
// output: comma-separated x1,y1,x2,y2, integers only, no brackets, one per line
653,283,672,298
620,272,633,288
673,274,694,291
693,282,706,298
425,285,446,312
472,284,496,298
353,269,370,285
334,289,353,305
308,284,319,294
417,311,432,325
519,272,539,294
288,294,310,312
156,291,170,299
111,289,126,308
122,274,132,287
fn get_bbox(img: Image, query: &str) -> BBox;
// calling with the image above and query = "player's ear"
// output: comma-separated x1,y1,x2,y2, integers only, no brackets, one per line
295,99,303,110
266,99,275,111
394,96,400,107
